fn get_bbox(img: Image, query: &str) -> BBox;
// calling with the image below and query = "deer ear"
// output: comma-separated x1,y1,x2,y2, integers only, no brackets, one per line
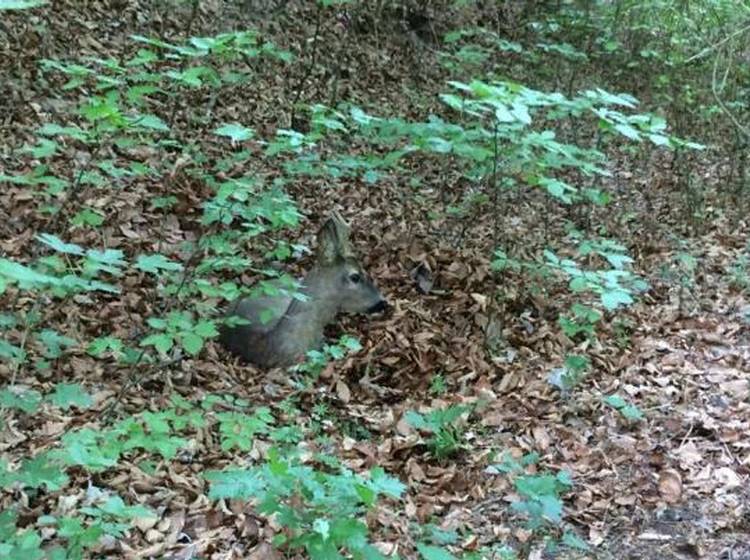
316,218,339,265
316,212,353,264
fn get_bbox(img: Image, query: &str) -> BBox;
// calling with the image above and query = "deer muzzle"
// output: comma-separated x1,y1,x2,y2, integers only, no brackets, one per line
367,299,388,314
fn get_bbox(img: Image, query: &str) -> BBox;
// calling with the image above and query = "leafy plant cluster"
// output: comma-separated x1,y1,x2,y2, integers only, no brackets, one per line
0,391,277,557
0,495,154,560
279,76,695,390
534,2,749,203
0,28,304,380
2,14,702,392
2,384,467,559
487,452,589,555
206,451,405,560
405,404,470,460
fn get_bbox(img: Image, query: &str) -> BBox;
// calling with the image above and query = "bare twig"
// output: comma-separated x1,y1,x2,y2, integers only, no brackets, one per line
711,50,750,139
102,351,185,420
685,20,750,63
289,2,323,128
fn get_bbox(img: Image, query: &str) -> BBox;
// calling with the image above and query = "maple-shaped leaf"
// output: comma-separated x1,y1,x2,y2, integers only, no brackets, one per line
47,383,93,410
180,332,203,356
9,453,69,491
205,469,265,500
140,333,173,354
0,388,42,413
367,467,405,499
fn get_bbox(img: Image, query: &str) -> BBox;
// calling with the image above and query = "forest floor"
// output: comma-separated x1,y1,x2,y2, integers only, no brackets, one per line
1,2,749,559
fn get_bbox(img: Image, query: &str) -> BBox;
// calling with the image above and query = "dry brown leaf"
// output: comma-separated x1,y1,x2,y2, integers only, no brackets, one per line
676,441,703,467
336,379,352,403
658,469,683,503
248,543,282,560
531,425,551,451
714,467,742,489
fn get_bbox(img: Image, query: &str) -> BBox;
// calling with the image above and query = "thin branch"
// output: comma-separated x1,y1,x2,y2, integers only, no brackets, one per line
711,51,750,139
685,20,750,63
290,2,323,128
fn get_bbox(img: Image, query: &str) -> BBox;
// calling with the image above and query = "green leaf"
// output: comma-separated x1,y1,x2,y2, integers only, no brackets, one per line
620,404,644,421
58,428,121,470
3,453,68,491
149,195,177,210
194,320,219,338
613,123,640,141
340,336,362,352
564,354,590,373
539,493,563,523
556,470,573,487
562,530,590,551
511,102,531,124
0,313,16,329
313,518,330,540
439,93,466,112
47,383,93,410
140,333,173,354
417,544,457,560
95,495,154,519
71,208,105,228
205,469,265,500
539,177,574,203
126,84,162,103
568,276,588,292
130,114,169,131
404,410,428,431
214,123,254,143
426,137,452,153
493,103,515,122
601,289,633,310
0,339,26,362
146,317,167,330
648,133,670,147
327,344,345,360
86,336,123,357
22,138,58,158
37,329,76,358
0,509,18,539
0,0,48,9
354,483,376,507
135,254,184,274
368,467,405,499
515,474,557,497
601,252,632,269
0,388,42,413
35,233,84,255
586,88,638,108
180,332,203,356
603,394,627,409
37,122,88,141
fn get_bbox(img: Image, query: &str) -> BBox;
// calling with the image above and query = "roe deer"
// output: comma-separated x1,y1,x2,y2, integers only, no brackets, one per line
220,212,387,367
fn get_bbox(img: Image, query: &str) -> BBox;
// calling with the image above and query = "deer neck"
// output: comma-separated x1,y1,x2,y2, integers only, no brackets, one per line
266,273,338,364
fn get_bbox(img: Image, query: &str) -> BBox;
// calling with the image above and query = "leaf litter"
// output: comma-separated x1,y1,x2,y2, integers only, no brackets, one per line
1,1,749,559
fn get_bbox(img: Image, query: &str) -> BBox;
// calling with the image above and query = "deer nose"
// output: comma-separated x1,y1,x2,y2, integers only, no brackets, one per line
367,300,388,313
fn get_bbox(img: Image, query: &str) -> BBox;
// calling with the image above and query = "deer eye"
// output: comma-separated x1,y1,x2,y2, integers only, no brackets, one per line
348,272,361,284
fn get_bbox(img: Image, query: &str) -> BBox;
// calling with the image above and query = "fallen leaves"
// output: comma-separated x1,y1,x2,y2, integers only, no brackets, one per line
1,1,750,559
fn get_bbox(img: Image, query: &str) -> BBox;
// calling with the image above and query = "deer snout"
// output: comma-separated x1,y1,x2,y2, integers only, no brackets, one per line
367,299,388,314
